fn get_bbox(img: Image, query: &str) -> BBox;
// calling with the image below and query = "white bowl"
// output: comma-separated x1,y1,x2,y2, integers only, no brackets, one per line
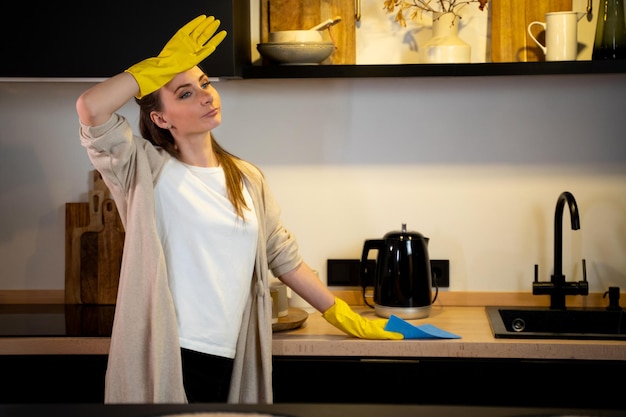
269,30,323,43
257,42,335,65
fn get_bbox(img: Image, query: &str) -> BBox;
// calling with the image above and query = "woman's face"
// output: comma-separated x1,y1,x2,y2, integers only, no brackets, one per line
154,66,222,134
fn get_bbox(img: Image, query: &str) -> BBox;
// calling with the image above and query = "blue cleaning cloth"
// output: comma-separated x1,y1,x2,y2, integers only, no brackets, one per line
384,314,461,339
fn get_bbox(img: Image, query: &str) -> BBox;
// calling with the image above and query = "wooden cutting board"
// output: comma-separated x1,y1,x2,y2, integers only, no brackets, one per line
78,189,105,304
261,0,356,64
491,0,573,62
65,202,89,304
65,170,124,305
64,304,116,337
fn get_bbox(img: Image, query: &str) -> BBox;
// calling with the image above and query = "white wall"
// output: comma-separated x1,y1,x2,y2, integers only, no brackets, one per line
1,73,625,294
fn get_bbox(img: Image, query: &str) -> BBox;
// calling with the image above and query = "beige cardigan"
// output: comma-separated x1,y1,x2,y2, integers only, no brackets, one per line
79,114,302,404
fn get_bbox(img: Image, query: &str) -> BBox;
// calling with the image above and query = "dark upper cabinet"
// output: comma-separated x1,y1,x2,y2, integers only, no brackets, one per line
1,1,623,79
0,0,250,79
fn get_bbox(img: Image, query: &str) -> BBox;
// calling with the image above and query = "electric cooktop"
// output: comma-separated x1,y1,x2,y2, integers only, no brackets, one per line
0,304,114,337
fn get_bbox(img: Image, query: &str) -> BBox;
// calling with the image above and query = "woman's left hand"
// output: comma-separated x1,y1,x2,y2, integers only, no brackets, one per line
322,297,404,340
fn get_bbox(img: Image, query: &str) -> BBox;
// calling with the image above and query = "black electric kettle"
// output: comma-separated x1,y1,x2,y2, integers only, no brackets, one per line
360,223,436,319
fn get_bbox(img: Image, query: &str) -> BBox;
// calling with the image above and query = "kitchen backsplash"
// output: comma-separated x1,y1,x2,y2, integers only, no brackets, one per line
0,73,624,293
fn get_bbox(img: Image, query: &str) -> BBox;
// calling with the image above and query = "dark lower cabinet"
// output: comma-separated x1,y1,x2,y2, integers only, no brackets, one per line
1,354,624,409
0,355,108,403
272,356,626,410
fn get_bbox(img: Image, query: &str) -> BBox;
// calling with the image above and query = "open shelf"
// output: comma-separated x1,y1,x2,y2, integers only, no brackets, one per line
241,59,626,78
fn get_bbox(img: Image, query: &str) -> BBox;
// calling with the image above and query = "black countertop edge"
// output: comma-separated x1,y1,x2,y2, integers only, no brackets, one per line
0,403,624,417
241,60,626,78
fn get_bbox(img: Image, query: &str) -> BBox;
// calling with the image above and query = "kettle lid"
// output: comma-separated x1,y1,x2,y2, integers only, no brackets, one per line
384,223,428,241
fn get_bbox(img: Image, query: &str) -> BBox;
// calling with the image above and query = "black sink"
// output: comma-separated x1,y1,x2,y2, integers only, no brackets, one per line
485,306,626,340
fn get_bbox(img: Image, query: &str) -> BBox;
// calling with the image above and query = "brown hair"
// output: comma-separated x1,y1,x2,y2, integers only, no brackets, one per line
135,92,249,220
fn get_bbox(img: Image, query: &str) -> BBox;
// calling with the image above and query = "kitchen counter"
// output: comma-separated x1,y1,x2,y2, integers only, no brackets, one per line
0,302,624,360
273,305,626,361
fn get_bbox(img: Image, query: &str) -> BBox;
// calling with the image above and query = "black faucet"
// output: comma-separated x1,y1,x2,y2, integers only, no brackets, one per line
533,191,589,309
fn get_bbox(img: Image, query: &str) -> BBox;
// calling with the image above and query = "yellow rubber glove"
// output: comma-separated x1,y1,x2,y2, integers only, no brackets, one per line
126,15,227,99
322,297,404,340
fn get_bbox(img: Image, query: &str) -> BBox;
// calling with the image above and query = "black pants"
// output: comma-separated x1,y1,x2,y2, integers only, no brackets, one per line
180,348,234,403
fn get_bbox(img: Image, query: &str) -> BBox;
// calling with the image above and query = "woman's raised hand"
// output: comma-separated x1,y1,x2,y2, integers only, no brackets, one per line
125,15,227,99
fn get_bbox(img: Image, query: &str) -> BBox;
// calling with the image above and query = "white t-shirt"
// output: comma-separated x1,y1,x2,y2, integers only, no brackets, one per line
155,158,258,359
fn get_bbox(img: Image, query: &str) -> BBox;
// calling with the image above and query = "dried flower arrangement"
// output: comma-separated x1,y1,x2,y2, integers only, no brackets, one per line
383,0,489,27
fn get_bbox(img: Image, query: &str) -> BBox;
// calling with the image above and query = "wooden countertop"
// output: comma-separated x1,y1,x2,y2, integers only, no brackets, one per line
272,305,626,361
1,303,624,360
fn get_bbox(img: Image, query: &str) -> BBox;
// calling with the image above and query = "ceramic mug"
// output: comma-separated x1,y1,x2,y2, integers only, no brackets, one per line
270,294,278,324
270,282,289,318
527,11,579,61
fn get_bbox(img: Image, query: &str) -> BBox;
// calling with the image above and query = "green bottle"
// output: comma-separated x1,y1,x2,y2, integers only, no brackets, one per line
592,0,626,59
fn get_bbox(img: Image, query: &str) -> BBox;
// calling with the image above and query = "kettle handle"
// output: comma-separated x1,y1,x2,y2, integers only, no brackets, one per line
360,239,383,308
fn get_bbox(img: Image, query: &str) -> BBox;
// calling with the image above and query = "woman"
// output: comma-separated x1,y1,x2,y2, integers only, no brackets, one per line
76,15,402,405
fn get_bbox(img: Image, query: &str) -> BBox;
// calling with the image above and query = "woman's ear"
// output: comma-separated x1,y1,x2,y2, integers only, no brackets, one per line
150,111,171,129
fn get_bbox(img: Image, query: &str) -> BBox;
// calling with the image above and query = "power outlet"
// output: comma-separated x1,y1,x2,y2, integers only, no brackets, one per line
430,259,450,288
327,259,375,287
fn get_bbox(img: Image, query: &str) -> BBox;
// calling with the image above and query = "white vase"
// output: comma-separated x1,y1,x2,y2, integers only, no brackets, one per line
421,12,471,63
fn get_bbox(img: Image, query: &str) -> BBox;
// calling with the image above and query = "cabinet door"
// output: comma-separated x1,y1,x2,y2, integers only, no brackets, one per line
272,356,626,409
0,0,249,78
